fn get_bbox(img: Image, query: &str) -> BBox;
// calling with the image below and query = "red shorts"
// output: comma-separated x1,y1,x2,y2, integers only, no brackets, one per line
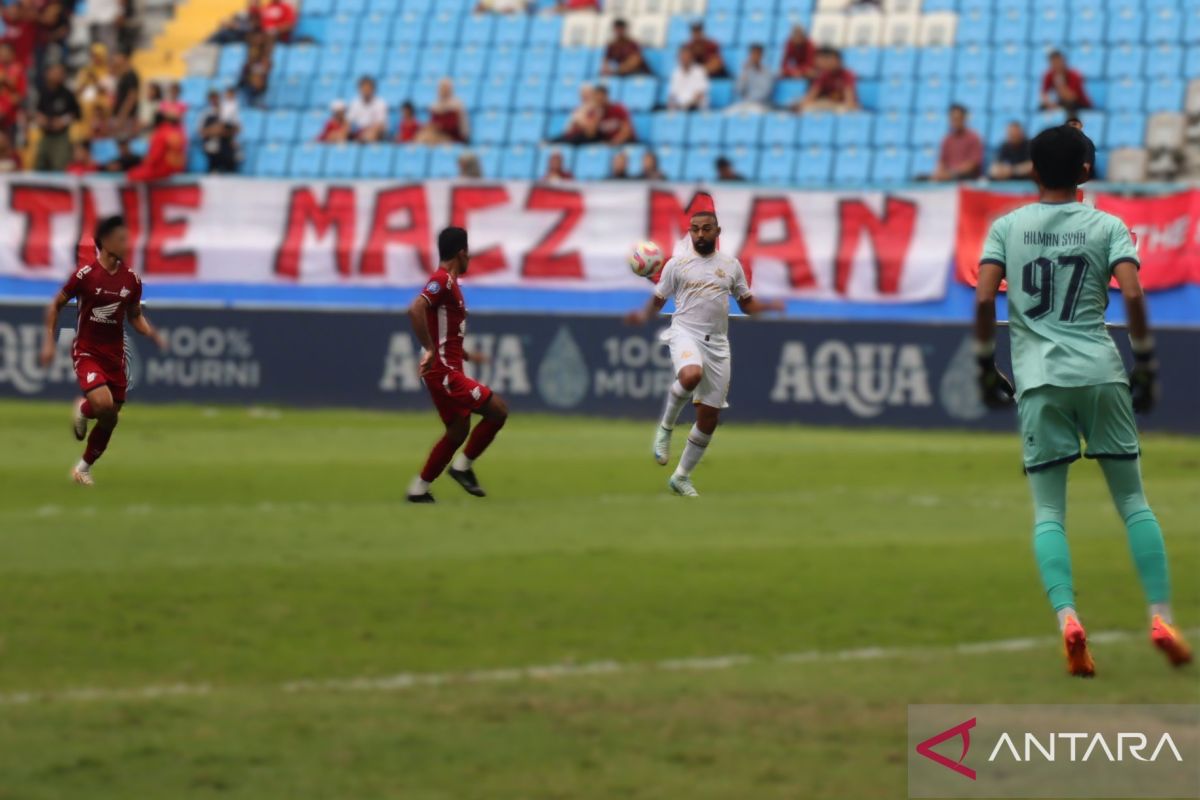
424,368,491,424
74,356,127,404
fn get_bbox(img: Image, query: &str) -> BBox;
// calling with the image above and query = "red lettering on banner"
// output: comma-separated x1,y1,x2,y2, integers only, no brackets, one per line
834,197,918,294
1095,191,1195,291
144,184,201,275
737,197,815,288
955,187,1037,286
646,190,717,253
274,187,357,279
360,185,430,276
522,186,584,278
449,185,509,275
10,184,73,268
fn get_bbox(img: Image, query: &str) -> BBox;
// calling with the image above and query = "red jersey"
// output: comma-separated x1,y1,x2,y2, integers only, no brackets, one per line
128,122,187,182
1041,67,1091,108
419,268,467,372
61,260,143,365
598,102,632,142
813,67,855,102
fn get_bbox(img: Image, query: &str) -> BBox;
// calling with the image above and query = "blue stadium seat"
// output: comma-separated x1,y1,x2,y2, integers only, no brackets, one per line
499,145,536,179
993,6,1029,44
383,46,419,78
322,144,360,178
917,47,953,79
990,77,1029,113
509,111,546,145
298,109,327,142
337,0,368,15
426,144,463,177
302,0,333,15
474,110,510,145
1105,6,1145,44
391,11,427,46
352,44,386,78
1185,5,1200,44
794,146,832,185
709,79,734,109
881,47,917,78
1068,7,1105,44
621,77,658,112
737,11,772,46
556,49,594,80
240,108,266,142
834,147,871,186
990,44,1029,80
255,142,291,177
495,15,529,47
772,79,808,107
326,15,356,46
455,46,488,79
835,112,872,147
761,112,799,147
473,146,501,179
1030,7,1068,46
1077,110,1107,147
756,145,797,185
910,111,945,147
513,75,551,110
952,77,991,117
290,143,325,178
910,145,938,177
477,74,515,110
1186,46,1200,78
91,138,118,164
724,113,763,147
1069,43,1104,79
686,111,724,147
521,45,557,79
651,112,688,146
1028,109,1067,135
1107,77,1146,112
1146,77,1184,112
357,13,390,46
872,111,911,148
378,74,410,105
987,115,1016,146
954,44,990,79
654,146,684,182
417,45,453,78
318,45,352,78
871,147,910,184
460,15,495,47
1105,44,1145,79
284,45,320,77
216,45,246,80
425,10,462,47
1106,111,1147,148
726,146,759,182
1145,4,1181,43
1145,43,1182,78
549,74,584,112
265,109,300,141
843,47,880,80
876,76,915,112
396,145,432,179
528,16,562,47
915,77,953,112
574,145,613,180
799,113,835,146
956,6,990,45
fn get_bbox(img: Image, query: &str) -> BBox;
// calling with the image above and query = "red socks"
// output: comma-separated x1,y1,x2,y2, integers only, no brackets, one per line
83,422,115,465
80,399,95,419
463,418,505,461
420,434,461,483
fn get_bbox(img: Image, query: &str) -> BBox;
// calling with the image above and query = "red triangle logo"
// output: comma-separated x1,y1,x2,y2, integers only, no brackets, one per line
915,717,977,780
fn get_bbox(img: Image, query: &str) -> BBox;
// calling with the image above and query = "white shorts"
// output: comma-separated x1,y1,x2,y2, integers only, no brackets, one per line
667,333,731,409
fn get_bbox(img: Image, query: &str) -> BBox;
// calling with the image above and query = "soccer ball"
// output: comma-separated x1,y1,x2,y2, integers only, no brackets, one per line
628,241,664,278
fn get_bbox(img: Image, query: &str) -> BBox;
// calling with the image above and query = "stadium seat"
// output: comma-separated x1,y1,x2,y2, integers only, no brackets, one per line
917,47,953,79
876,76,915,112
761,112,799,147
1145,4,1180,43
682,145,718,182
1106,6,1145,44
834,147,871,186
993,6,1029,44
357,14,390,47
1030,7,1068,47
799,113,836,146
397,145,433,179
724,113,763,147
1105,44,1146,79
298,109,327,142
621,77,659,113
1107,77,1146,111
352,44,386,78
240,108,266,142
910,111,945,147
549,74,584,112
794,146,833,184
843,47,880,80
954,44,990,79
322,144,361,178
651,112,688,147
756,145,797,185
474,110,510,145
1146,77,1184,113
499,145,536,179
991,77,1029,113
772,80,809,107
391,11,427,46
880,47,917,78
910,145,938,176
1146,44,1183,79
574,145,613,180
835,112,872,146
686,111,724,147
216,45,246,81
914,77,952,112
990,44,1030,80
952,77,991,117
265,110,300,142
1069,7,1105,44
290,143,325,178
956,6,989,45
1106,111,1148,148
873,111,911,147
535,145,574,179
871,147,910,184
255,143,291,177
460,15,495,47
513,75,551,110
495,15,529,47
654,145,684,181
477,74,516,110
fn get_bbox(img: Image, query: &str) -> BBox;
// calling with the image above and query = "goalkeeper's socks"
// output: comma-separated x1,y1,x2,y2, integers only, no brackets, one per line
1150,603,1174,625
1034,520,1076,617
1056,607,1079,633
1125,509,1172,607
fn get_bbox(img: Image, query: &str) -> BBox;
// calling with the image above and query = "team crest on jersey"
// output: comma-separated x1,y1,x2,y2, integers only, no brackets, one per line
119,288,130,298
715,268,727,278
426,280,441,294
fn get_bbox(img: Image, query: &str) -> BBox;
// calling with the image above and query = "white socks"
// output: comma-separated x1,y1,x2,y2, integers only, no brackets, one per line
660,380,692,430
1056,607,1078,632
75,459,90,474
408,476,430,495
673,425,712,478
1150,603,1174,624
452,453,474,471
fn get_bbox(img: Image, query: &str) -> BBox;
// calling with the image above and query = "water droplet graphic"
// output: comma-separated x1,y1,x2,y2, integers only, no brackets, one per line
537,327,590,409
939,336,987,421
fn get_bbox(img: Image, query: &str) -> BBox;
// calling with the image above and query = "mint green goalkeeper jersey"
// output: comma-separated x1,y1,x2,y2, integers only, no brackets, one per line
979,201,1140,399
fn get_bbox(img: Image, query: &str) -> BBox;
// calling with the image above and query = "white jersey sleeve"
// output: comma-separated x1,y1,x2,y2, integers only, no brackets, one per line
731,259,752,301
654,257,679,300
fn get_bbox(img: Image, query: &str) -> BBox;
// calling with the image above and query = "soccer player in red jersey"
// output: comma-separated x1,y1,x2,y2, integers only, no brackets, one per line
406,227,509,503
38,215,166,486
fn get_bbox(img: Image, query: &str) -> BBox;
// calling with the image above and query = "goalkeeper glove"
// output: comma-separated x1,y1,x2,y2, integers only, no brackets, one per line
974,339,1015,410
1129,337,1159,414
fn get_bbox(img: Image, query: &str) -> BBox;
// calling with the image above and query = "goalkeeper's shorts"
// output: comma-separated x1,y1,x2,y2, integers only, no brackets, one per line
1017,382,1140,473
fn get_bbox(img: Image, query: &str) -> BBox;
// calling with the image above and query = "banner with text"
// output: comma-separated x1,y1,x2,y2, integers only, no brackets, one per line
0,176,959,301
2,304,1197,433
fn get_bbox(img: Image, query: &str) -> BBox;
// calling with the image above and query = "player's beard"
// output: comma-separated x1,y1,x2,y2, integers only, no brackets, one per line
693,238,716,256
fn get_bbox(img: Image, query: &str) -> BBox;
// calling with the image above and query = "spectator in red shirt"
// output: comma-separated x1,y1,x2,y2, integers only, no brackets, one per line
66,141,98,176
932,104,983,181
2,0,38,68
541,150,574,182
687,20,727,78
416,78,469,144
0,42,26,138
602,18,650,76
553,0,599,10
1040,50,1091,112
318,100,350,142
396,101,420,143
594,84,634,144
128,109,187,182
555,84,600,144
781,25,817,79
797,47,858,112
254,0,296,42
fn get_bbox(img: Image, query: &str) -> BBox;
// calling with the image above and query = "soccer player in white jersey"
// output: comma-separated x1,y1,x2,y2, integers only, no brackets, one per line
626,210,783,496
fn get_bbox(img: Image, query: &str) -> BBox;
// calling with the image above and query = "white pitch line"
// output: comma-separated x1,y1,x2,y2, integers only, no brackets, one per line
2,626,1193,707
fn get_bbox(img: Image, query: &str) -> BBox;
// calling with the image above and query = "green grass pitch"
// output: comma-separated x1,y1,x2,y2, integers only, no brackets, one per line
0,399,1196,799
